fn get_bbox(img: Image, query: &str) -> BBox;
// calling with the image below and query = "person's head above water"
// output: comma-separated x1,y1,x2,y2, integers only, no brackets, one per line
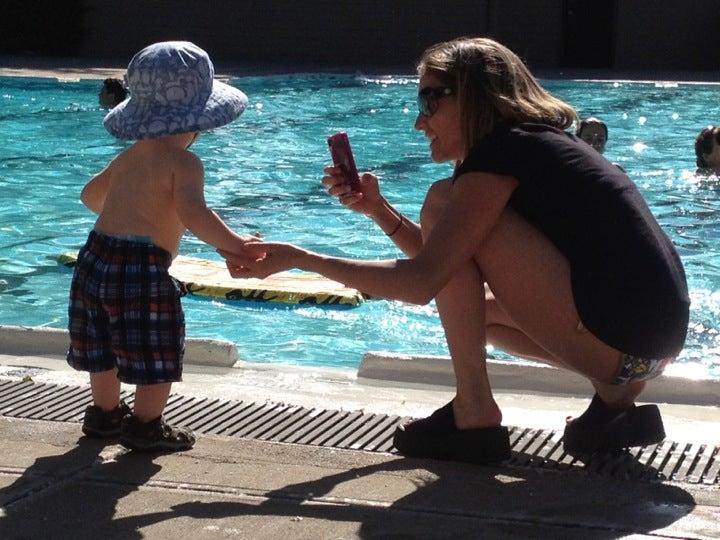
98,77,127,109
415,37,578,159
576,117,608,154
695,125,720,174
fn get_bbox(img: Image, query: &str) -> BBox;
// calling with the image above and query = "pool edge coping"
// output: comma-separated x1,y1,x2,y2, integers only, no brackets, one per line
1,325,717,407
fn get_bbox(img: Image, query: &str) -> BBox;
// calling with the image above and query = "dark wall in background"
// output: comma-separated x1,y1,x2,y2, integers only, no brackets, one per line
562,0,617,69
0,0,716,72
487,0,564,67
615,0,719,71
76,0,493,69
1,0,85,56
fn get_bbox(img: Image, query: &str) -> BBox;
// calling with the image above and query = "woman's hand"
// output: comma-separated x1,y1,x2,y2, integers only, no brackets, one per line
220,242,305,279
322,165,384,217
233,231,264,253
215,232,265,270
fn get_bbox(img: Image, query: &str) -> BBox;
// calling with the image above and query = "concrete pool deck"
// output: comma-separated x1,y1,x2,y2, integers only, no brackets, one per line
1,414,717,539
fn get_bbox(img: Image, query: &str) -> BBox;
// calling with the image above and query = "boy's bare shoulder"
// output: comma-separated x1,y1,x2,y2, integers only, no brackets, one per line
166,147,204,177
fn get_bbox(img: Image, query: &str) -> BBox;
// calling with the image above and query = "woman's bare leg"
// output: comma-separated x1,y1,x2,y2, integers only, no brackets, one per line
421,180,644,428
421,180,500,428
434,262,502,428
475,208,643,408
485,285,559,364
486,285,646,408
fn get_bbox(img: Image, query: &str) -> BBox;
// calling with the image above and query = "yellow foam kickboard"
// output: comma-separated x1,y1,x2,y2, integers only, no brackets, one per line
57,252,364,307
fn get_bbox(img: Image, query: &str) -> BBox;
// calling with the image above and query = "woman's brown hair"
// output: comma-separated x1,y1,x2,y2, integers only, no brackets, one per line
418,37,578,155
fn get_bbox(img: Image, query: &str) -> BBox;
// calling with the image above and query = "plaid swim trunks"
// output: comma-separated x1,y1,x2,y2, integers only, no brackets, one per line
66,230,185,385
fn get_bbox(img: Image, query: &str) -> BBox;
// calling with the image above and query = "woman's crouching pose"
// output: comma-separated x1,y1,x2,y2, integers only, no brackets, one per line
223,37,690,464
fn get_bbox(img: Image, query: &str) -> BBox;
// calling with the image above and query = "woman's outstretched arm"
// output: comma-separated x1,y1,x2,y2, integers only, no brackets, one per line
226,172,518,304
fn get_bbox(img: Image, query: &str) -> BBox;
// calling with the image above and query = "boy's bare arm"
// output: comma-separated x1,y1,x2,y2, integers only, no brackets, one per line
80,167,112,214
173,152,252,253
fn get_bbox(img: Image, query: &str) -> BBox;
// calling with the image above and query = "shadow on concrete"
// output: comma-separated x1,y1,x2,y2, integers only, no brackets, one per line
108,453,695,539
0,436,106,508
0,437,161,539
509,445,674,482
0,432,699,539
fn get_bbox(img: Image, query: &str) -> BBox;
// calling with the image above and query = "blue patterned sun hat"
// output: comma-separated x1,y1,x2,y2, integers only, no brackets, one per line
104,41,247,140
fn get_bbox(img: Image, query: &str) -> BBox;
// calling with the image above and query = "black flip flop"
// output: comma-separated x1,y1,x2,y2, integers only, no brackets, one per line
393,401,511,465
563,394,665,455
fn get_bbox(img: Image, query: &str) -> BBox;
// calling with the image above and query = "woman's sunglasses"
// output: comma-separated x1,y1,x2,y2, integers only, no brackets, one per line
417,86,455,117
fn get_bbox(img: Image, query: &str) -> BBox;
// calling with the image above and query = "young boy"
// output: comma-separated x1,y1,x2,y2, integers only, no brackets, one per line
67,41,257,451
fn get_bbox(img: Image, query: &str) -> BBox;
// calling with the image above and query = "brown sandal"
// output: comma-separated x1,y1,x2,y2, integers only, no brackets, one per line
119,414,195,452
82,400,132,438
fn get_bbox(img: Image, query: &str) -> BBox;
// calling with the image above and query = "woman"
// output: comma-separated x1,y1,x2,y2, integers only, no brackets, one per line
224,37,690,464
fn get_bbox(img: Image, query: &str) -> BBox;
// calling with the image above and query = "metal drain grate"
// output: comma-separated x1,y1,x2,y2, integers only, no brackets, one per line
0,379,717,484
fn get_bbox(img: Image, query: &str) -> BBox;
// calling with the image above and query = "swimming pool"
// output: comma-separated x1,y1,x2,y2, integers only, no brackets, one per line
0,74,718,377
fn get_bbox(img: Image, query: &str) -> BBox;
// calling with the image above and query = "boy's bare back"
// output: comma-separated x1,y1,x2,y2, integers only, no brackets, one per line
87,136,191,256
83,132,248,259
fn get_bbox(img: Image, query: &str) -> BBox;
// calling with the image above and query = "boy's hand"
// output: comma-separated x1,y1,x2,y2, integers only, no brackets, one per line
217,232,265,272
238,232,264,246
220,242,304,279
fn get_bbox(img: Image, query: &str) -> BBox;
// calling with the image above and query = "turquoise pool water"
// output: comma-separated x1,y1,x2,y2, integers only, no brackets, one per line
0,74,718,377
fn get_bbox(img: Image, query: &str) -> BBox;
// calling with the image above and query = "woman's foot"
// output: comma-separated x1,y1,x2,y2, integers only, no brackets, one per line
393,401,510,464
594,380,646,410
452,395,502,430
563,393,665,455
